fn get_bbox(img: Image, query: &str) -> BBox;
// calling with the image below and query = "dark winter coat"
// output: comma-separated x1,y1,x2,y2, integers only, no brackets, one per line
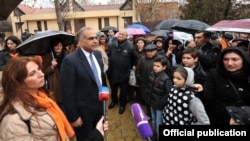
145,71,172,110
107,39,137,84
42,52,64,103
196,42,221,73
202,47,250,125
0,50,10,71
180,61,207,85
136,54,161,100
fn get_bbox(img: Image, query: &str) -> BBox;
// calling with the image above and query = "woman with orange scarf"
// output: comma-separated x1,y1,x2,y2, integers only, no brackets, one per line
0,57,108,141
0,36,21,71
0,36,43,70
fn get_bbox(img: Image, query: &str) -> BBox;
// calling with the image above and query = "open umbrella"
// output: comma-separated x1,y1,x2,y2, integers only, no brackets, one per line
173,30,193,41
151,29,169,37
0,0,22,21
154,19,182,30
126,28,146,36
16,30,75,56
171,19,210,33
206,19,250,33
114,28,146,37
100,26,118,32
126,23,151,34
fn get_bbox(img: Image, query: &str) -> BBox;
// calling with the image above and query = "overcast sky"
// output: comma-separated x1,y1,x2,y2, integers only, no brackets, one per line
21,0,110,8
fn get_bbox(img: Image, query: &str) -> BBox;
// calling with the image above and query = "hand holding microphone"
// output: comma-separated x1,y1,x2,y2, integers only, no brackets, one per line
99,86,110,122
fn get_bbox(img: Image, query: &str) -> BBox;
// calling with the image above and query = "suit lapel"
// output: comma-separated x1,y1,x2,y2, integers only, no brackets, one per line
77,49,96,83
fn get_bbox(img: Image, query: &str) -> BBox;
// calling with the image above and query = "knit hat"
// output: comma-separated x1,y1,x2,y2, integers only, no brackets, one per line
183,67,194,87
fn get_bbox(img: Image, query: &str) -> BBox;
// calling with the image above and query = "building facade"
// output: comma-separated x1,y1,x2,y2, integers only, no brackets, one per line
10,0,136,38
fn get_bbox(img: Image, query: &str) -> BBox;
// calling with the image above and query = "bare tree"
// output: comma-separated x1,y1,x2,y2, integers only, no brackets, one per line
135,0,162,23
54,0,65,31
134,0,141,22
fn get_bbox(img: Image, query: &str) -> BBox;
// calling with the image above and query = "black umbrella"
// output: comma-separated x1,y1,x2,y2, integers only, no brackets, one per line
151,29,169,37
154,19,182,30
100,26,118,32
16,30,75,56
171,19,210,33
0,0,22,21
226,106,250,125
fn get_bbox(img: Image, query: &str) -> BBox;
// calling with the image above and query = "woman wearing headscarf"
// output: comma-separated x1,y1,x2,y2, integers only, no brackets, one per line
201,47,250,125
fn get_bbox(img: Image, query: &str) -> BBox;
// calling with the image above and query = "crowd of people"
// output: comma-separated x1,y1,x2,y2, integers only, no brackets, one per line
0,26,249,141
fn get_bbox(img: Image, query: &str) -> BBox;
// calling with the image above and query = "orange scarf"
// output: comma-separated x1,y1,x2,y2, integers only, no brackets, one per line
9,52,20,58
220,38,230,50
100,44,106,52
32,91,75,141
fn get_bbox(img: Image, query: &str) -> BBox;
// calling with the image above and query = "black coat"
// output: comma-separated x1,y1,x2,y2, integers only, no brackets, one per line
202,47,250,125
0,50,10,71
196,42,221,73
107,39,137,84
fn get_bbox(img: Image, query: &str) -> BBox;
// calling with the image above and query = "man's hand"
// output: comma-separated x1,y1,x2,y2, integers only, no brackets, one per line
71,117,83,128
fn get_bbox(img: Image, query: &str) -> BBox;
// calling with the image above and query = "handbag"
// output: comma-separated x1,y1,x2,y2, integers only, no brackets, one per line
128,69,138,87
226,79,250,125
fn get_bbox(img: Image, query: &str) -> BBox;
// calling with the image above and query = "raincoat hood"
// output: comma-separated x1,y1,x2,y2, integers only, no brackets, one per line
217,47,250,78
183,67,194,87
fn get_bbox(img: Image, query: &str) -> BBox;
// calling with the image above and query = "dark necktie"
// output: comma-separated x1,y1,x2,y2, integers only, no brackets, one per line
89,53,101,89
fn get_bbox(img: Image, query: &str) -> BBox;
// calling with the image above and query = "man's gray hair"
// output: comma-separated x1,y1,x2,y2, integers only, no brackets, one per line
78,27,93,39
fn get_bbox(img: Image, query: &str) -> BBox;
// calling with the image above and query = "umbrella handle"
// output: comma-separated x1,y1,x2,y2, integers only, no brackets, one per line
50,48,54,59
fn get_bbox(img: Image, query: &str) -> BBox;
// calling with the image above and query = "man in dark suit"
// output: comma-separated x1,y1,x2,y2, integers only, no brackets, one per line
60,27,105,141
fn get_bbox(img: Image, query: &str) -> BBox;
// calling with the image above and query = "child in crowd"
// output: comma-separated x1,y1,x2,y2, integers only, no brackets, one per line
181,48,207,85
162,66,210,125
145,56,173,140
136,44,160,120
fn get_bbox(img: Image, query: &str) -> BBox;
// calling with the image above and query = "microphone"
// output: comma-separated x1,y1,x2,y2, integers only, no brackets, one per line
131,103,153,141
99,86,110,122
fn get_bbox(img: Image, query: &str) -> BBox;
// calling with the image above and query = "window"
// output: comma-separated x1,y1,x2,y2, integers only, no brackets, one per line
37,21,42,31
74,19,85,33
104,18,109,26
98,18,102,30
125,17,132,26
64,20,72,33
44,21,47,30
15,22,23,32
